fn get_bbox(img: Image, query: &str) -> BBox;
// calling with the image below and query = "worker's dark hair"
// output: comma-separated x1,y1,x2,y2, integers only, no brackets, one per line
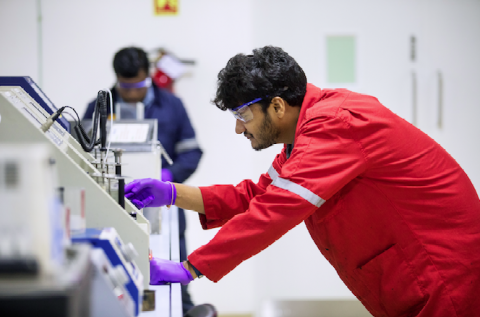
213,46,307,112
113,47,150,78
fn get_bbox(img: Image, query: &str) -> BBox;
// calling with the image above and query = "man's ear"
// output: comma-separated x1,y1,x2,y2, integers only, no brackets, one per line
271,97,286,119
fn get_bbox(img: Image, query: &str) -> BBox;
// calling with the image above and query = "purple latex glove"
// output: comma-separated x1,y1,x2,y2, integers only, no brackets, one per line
125,190,152,209
150,258,193,285
125,178,176,209
161,169,174,182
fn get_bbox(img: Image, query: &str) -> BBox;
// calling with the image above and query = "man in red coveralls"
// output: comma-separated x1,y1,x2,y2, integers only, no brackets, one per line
125,46,480,317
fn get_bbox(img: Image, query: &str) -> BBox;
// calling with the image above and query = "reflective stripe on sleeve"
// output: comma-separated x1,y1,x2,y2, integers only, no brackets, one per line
268,165,279,180
175,138,200,154
268,165,325,208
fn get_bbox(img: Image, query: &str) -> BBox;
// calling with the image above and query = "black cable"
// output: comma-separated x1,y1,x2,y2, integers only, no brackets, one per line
64,106,81,123
98,91,108,150
64,111,100,146
62,106,93,144
62,111,77,123
75,91,105,152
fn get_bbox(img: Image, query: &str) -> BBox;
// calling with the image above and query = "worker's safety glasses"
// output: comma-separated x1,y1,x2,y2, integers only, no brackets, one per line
117,78,152,89
229,88,288,122
229,97,262,123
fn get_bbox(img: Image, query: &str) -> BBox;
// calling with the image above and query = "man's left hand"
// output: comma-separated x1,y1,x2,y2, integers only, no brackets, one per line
150,258,194,285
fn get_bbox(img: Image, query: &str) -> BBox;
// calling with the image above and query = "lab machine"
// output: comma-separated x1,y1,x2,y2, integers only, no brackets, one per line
76,118,165,233
0,78,150,288
72,227,143,316
0,143,133,316
0,76,183,316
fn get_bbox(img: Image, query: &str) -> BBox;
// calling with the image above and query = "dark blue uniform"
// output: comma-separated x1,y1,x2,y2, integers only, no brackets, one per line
84,85,202,183
84,84,202,312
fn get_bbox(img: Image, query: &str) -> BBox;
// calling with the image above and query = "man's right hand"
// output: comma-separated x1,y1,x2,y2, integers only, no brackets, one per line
124,178,176,209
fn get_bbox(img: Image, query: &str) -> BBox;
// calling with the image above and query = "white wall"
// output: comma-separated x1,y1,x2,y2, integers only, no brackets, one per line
1,0,479,315
0,1,39,80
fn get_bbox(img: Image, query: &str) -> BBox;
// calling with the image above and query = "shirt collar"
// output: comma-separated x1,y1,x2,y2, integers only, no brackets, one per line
142,85,155,108
116,84,155,108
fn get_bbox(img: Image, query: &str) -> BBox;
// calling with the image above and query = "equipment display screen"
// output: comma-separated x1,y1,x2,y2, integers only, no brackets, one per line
109,123,150,143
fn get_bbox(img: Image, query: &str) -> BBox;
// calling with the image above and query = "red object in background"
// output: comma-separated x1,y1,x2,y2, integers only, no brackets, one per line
152,69,174,92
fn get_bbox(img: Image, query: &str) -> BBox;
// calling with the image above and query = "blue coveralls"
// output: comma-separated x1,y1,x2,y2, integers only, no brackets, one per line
84,84,202,312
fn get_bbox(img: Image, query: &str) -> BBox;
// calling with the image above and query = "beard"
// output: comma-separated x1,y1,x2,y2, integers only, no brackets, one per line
251,113,280,151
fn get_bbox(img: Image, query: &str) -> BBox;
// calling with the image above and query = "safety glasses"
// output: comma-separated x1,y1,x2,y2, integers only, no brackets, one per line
229,97,262,123
229,87,289,122
117,78,152,89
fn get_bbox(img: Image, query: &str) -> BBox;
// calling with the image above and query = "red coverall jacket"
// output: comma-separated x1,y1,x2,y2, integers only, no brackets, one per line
188,84,480,317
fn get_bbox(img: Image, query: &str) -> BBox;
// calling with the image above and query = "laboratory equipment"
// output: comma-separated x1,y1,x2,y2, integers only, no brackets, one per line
89,247,133,317
77,118,164,233
115,101,145,120
61,186,86,234
0,143,64,275
72,228,143,316
0,244,93,317
0,78,151,288
0,76,70,132
0,144,96,316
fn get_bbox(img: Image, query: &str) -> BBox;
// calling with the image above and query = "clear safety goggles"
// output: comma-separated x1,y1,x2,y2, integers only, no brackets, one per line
229,97,262,123
229,87,289,122
116,77,152,89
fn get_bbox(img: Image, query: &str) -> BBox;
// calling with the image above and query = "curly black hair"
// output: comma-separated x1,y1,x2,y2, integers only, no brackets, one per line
113,47,150,78
213,46,307,113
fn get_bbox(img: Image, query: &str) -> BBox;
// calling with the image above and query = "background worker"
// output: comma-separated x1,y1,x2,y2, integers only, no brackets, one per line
83,46,202,314
125,46,480,317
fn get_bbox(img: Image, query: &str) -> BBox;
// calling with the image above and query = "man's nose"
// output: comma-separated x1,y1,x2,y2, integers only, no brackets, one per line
235,119,245,134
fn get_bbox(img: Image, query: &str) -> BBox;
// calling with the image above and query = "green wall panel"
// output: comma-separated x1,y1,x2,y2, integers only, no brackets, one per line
327,36,356,83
